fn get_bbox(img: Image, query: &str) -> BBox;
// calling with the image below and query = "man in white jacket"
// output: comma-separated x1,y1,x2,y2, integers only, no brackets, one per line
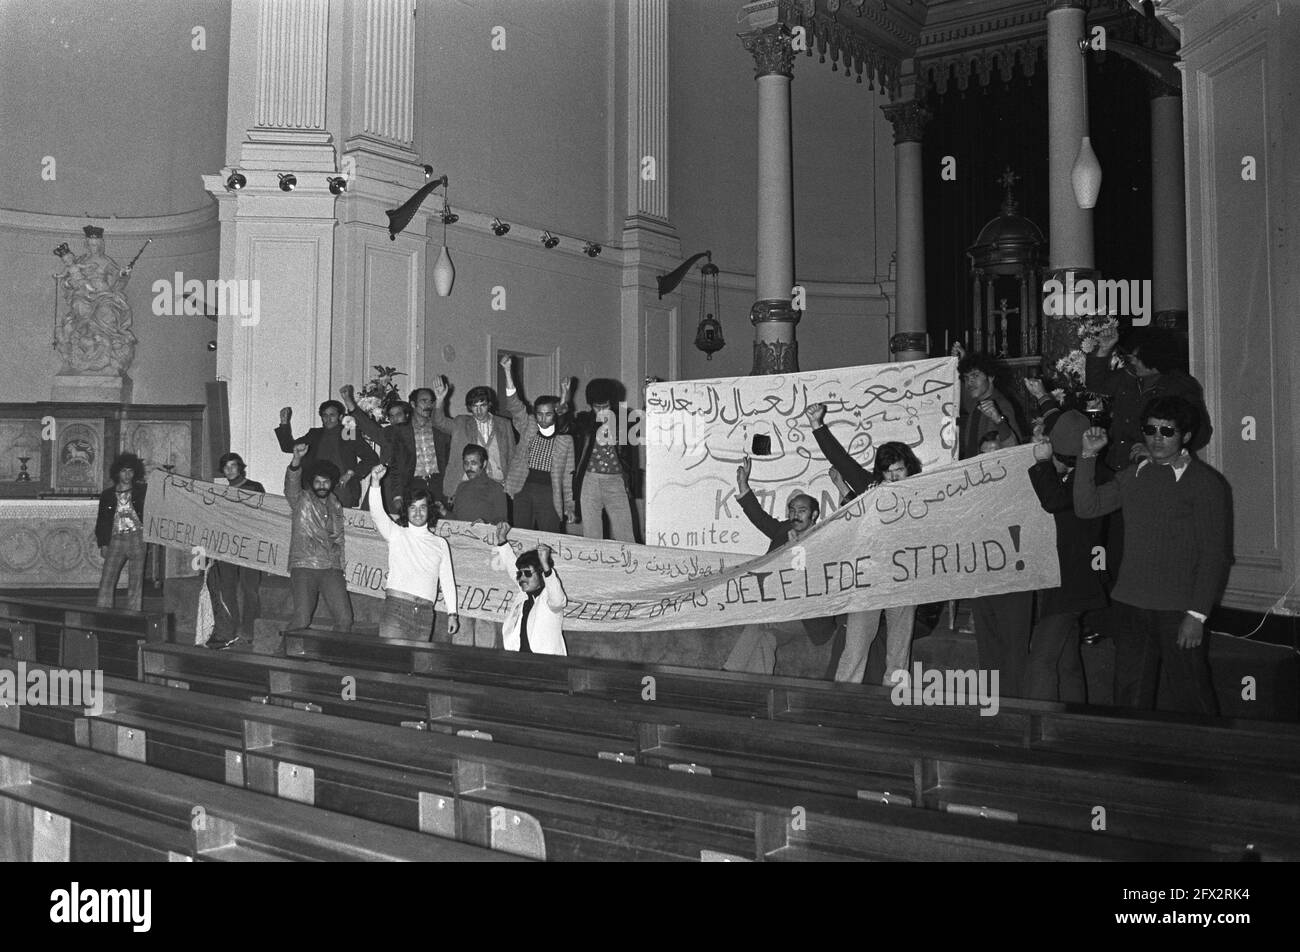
492,521,567,655
369,465,460,641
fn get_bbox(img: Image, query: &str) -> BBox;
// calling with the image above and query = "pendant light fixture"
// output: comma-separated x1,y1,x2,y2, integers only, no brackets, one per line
1071,37,1102,209
433,181,456,297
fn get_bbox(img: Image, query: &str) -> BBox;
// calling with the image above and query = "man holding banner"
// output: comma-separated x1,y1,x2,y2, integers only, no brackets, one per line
285,444,353,634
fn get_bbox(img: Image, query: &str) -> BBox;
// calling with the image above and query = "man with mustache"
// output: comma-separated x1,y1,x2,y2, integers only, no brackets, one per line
284,442,353,635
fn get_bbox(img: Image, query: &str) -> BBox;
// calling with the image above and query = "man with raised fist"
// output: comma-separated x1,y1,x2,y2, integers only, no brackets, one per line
1073,395,1229,714
285,442,353,634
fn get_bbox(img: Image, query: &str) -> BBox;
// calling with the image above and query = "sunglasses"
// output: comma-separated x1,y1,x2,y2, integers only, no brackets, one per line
1141,424,1179,437
515,569,537,578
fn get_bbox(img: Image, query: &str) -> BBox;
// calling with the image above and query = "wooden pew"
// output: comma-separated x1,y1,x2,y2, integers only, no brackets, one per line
4,664,1218,862
278,628,1300,776
0,727,521,862
0,595,171,680
127,647,1300,859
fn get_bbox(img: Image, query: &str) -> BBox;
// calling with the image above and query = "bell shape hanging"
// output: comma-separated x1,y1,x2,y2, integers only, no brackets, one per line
1071,136,1102,210
433,245,455,297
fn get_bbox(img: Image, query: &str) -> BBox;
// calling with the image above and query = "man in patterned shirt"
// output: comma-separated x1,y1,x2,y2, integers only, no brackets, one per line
94,453,148,611
573,379,638,542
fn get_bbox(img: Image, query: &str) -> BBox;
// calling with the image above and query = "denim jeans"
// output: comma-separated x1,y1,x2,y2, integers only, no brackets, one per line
97,531,146,611
289,568,353,631
455,616,500,648
379,590,436,641
723,621,807,675
836,605,917,685
580,473,636,542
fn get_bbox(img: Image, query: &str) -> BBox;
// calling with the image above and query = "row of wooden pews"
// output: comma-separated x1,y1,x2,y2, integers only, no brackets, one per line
2,594,1297,861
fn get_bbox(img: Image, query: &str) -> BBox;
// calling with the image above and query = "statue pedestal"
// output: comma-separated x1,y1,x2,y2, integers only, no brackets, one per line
51,374,132,404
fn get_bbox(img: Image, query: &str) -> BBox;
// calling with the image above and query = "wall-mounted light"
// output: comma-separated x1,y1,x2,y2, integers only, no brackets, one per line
225,171,246,191
386,173,447,240
583,242,602,258
540,231,559,249
278,173,297,192
491,218,511,237
207,340,217,352
327,176,348,195
423,164,436,180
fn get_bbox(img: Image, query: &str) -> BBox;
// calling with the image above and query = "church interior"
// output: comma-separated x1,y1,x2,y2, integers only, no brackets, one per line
0,0,1298,872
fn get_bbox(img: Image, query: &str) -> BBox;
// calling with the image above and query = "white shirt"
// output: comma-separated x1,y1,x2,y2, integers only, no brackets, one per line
495,542,567,655
370,484,458,607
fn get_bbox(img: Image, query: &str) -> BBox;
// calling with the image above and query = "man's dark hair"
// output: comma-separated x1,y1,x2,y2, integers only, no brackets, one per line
872,441,923,481
534,394,560,412
318,400,346,417
403,489,437,530
387,401,412,421
1123,328,1181,374
957,351,1000,378
465,386,497,411
1141,395,1198,440
515,549,544,575
303,459,340,489
409,387,435,404
217,452,246,475
109,452,145,483
462,443,488,463
788,493,820,518
585,378,626,406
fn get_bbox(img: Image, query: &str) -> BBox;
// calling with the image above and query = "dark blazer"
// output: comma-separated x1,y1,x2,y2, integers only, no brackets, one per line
1028,460,1110,617
274,422,377,508
738,489,835,646
1085,355,1213,470
350,412,450,508
813,425,873,498
94,483,147,548
959,386,1025,459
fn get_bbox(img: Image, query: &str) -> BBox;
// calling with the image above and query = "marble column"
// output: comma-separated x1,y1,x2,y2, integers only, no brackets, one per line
1150,80,1188,330
1045,0,1095,278
881,99,932,362
740,21,799,375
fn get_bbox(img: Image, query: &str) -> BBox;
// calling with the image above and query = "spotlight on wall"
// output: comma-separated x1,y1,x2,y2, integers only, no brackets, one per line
540,231,560,249
583,242,602,258
207,340,217,352
491,218,511,237
423,164,435,180
225,171,247,191
277,173,297,192
327,176,348,195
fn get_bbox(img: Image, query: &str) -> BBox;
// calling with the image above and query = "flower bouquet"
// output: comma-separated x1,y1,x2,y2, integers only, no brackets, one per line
355,366,407,422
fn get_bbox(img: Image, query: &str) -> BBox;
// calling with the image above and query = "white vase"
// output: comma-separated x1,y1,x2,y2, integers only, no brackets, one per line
1071,136,1102,209
433,245,455,297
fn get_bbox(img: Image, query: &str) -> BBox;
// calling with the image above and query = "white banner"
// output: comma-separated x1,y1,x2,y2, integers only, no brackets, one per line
644,358,959,554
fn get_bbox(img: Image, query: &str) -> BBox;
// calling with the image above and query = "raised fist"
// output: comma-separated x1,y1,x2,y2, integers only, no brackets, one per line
950,341,966,361
804,403,826,428
1096,325,1120,357
370,463,387,483
1081,427,1109,456
280,406,293,425
292,442,309,461
339,384,355,405
1023,377,1047,401
537,544,553,572
499,354,513,372
1032,439,1054,463
493,521,511,546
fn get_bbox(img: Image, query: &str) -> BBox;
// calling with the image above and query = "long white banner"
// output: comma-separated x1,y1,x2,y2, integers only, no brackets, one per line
644,358,958,554
144,444,1057,632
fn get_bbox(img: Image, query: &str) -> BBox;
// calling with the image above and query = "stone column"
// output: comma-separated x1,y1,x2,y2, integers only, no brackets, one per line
1045,0,1095,277
881,99,932,362
740,16,798,374
1150,80,1188,330
202,0,340,485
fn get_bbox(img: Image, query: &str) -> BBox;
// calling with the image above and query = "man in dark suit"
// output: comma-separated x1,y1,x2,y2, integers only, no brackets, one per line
274,400,377,508
431,359,523,495
338,385,448,516
94,453,148,611
205,452,266,650
721,456,833,674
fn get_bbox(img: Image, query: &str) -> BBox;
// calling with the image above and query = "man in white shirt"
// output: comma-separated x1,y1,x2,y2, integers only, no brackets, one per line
492,521,567,655
369,465,460,641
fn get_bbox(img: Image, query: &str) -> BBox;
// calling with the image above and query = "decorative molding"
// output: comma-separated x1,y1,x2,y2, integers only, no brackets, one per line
360,0,415,147
748,298,801,325
741,25,798,78
889,331,929,354
752,339,799,375
881,99,932,144
254,0,330,132
0,204,219,239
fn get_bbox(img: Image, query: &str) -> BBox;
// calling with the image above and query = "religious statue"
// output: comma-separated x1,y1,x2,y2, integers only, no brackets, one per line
52,226,141,376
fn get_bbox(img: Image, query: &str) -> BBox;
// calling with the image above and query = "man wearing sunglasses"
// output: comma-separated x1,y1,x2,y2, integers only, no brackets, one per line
1073,395,1229,714
492,522,567,655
